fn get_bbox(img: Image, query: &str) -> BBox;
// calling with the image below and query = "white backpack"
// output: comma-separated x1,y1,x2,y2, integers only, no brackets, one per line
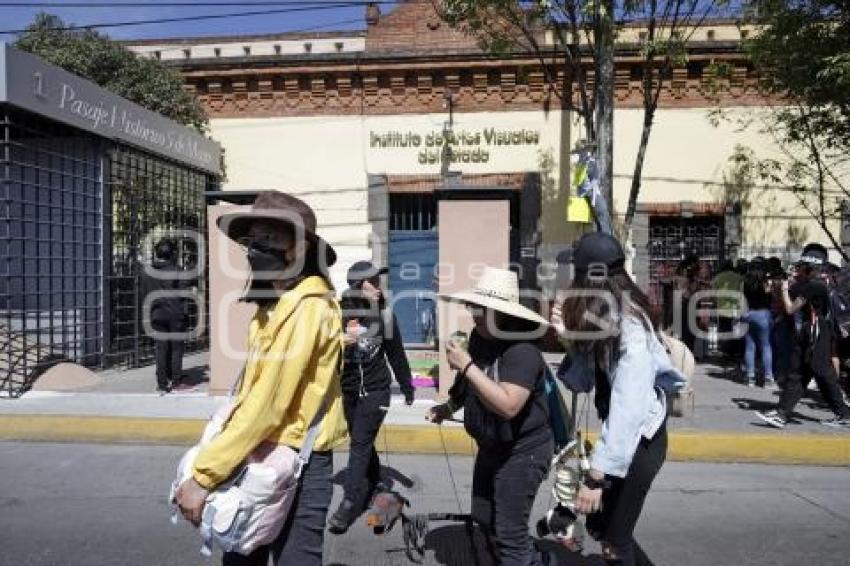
169,388,327,556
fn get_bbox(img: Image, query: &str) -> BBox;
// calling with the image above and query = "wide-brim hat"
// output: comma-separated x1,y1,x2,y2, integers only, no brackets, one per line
217,190,337,266
439,267,550,327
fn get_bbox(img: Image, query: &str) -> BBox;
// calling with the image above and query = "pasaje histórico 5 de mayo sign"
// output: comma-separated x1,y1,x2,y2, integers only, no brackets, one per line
369,128,540,164
0,43,221,174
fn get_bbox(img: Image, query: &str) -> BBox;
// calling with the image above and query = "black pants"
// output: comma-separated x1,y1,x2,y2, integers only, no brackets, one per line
586,424,668,566
471,438,553,566
152,318,185,389
222,450,333,566
342,389,390,509
778,338,850,419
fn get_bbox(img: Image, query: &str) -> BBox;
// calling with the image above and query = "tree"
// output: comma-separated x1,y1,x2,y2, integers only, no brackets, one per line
438,0,730,235
15,13,208,132
709,1,850,259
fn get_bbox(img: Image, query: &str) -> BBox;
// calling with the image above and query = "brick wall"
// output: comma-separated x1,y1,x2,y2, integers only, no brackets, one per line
365,1,482,53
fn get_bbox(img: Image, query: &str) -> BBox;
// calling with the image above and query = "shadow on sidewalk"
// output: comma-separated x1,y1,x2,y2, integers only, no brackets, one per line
423,524,603,565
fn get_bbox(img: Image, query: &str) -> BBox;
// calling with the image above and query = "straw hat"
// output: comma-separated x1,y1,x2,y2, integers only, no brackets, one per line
440,267,550,327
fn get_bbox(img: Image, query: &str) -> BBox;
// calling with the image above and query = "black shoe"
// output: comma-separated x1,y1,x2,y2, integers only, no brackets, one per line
328,499,359,535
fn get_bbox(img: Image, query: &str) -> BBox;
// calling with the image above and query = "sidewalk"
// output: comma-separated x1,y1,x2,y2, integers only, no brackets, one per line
1,351,848,465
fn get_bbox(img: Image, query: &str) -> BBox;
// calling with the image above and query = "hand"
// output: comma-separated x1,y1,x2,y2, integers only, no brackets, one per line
551,301,567,340
781,279,790,292
404,390,415,406
175,477,209,527
426,402,454,424
446,339,472,371
343,331,357,347
576,484,603,515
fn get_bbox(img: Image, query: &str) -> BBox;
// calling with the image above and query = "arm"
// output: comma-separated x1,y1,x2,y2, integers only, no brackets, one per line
384,311,414,398
445,340,533,420
782,281,806,315
192,299,333,489
590,319,657,478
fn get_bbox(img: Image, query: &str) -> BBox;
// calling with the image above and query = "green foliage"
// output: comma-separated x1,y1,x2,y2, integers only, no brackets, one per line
744,0,850,151
15,13,208,133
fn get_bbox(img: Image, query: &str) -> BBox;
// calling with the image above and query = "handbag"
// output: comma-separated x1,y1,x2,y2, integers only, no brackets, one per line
170,367,328,556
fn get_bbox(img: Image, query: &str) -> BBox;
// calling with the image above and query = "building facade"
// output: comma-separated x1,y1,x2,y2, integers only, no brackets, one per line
128,2,845,346
0,44,221,396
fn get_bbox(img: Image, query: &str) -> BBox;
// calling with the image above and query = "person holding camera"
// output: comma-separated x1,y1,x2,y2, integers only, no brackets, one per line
551,232,669,566
328,261,415,534
757,244,850,428
427,267,554,566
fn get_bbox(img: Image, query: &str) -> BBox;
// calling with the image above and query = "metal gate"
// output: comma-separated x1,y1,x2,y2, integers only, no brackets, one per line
388,194,438,346
648,214,724,317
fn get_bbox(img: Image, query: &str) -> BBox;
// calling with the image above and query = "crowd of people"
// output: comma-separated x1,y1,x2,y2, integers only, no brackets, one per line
171,191,844,566
699,244,850,428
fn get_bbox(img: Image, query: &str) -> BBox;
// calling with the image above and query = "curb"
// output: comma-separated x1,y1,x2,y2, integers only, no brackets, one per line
1,415,848,466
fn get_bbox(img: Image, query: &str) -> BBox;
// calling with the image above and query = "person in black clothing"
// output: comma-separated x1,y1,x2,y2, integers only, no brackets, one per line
328,260,415,534
428,267,554,566
756,243,850,428
141,238,190,394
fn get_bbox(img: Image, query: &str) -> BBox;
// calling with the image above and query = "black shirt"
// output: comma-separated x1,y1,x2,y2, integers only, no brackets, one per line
790,279,834,353
452,330,551,452
339,291,414,397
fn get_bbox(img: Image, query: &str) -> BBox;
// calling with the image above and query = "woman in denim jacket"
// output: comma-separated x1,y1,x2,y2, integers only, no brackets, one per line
552,232,672,566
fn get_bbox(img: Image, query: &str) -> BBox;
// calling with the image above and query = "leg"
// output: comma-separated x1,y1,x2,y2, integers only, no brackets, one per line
271,451,333,566
810,337,850,419
471,450,496,537
153,335,170,391
744,314,757,384
594,427,667,566
755,311,774,382
778,347,806,419
342,390,390,510
169,319,185,385
491,440,553,566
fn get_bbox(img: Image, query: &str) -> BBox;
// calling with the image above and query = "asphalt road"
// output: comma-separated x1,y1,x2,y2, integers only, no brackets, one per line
0,442,848,566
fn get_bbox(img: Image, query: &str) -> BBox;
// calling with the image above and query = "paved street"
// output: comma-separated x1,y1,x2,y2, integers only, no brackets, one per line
1,442,848,566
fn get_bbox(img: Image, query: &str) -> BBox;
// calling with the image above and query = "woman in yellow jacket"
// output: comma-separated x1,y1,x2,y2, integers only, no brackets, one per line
176,191,348,566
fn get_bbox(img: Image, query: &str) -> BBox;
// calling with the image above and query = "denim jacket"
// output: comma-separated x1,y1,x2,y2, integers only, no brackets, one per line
558,316,685,478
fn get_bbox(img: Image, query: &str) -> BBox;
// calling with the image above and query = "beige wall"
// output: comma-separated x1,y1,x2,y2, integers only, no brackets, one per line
209,105,846,275
209,109,571,282
611,107,843,257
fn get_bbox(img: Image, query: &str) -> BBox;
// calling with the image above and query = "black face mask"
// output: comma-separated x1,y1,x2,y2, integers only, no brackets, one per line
246,240,290,276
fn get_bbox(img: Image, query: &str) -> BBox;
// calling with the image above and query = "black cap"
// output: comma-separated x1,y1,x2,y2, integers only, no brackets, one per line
572,232,626,274
347,260,388,286
798,243,828,266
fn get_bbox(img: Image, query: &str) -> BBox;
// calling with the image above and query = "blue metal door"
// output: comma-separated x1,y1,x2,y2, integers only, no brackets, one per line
388,230,438,346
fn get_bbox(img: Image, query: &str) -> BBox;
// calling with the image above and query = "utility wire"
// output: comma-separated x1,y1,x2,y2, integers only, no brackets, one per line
0,1,410,5
0,2,375,35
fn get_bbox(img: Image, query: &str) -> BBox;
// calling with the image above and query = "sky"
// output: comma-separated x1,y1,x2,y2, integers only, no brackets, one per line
0,0,402,41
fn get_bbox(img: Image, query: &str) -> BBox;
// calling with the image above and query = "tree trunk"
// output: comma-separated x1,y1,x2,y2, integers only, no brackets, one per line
595,0,615,234
624,110,655,231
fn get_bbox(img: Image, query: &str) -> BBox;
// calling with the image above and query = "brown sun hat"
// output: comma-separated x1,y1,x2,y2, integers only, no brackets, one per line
217,190,337,266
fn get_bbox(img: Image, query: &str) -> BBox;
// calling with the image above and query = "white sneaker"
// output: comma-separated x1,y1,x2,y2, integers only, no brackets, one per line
755,410,787,429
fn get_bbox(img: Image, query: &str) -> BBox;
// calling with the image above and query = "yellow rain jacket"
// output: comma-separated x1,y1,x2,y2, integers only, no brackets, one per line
193,276,348,489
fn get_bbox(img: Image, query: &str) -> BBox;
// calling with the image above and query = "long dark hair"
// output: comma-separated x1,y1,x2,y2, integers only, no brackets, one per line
560,271,657,366
743,263,768,299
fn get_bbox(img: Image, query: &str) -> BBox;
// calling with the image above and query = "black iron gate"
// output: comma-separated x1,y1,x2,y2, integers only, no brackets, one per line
648,215,725,310
1,106,215,397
